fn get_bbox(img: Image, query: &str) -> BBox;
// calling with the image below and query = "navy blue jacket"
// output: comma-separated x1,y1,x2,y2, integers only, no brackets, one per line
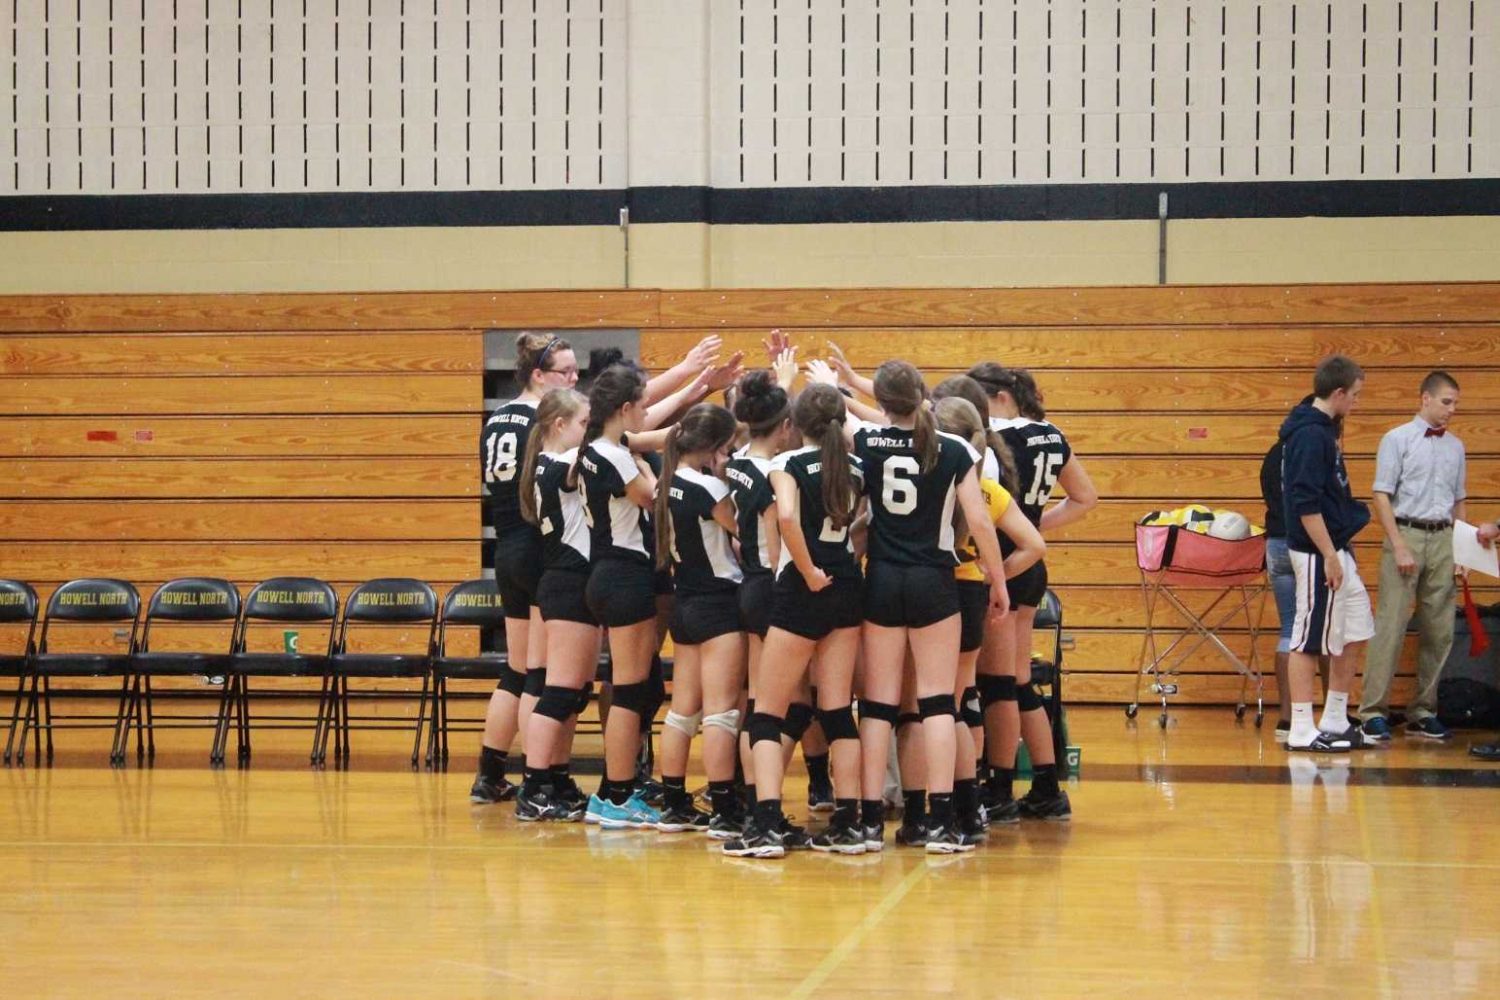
1279,402,1370,553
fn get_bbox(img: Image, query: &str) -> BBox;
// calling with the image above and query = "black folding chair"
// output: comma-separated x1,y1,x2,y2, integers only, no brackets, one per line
425,580,508,767
0,580,39,766
128,578,241,765
1030,589,1068,766
217,577,338,767
22,578,141,766
321,578,438,769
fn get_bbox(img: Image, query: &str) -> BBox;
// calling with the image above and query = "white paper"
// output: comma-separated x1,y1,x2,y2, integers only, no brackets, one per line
1453,521,1500,578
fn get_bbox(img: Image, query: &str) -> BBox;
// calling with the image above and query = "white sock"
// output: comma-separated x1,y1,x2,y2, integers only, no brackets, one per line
1319,691,1350,734
1288,703,1319,746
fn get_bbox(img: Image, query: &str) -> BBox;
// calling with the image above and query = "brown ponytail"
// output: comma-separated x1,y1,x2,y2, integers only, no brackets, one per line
654,404,739,569
967,361,1046,422
932,374,1019,492
519,388,586,526
793,384,857,530
873,360,937,473
516,331,572,389
569,364,645,489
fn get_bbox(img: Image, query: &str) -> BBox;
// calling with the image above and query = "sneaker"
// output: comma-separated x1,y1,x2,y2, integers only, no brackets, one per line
656,801,712,833
1360,717,1393,743
862,822,885,853
779,816,812,851
1322,724,1373,750
807,783,836,814
515,785,566,822
1018,788,1072,822
1273,720,1291,740
987,797,1021,825
925,823,980,854
1407,717,1452,741
958,810,989,843
622,788,664,828
554,777,588,819
1285,731,1351,753
721,821,786,859
585,794,638,829
469,774,518,804
894,819,928,848
810,819,868,855
636,778,666,808
1469,742,1500,761
706,812,747,841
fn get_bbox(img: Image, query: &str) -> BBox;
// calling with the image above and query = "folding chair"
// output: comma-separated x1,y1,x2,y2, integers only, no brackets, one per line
425,580,507,767
0,580,39,766
22,578,141,766
128,578,241,765
321,578,438,769
217,577,338,767
1029,589,1069,767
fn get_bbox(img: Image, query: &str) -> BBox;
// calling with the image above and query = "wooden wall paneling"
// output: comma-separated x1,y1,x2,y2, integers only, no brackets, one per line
0,458,475,499
0,374,479,416
0,500,477,541
0,416,477,458
0,332,482,375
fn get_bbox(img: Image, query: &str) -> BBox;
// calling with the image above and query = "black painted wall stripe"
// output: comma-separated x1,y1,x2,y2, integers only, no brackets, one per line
1,178,1498,231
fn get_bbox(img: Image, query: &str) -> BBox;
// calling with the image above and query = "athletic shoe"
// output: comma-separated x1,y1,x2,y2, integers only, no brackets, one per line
987,797,1021,825
656,801,712,833
554,777,588,819
807,783,836,813
469,774,518,804
861,822,885,853
586,794,636,829
1407,717,1452,741
721,821,786,859
957,810,988,843
1469,742,1500,761
1360,717,1392,742
893,819,928,848
636,778,666,808
1285,731,1352,753
622,788,664,828
706,812,747,841
515,785,566,822
810,819,867,856
925,823,980,854
1322,724,1373,749
1017,788,1072,822
779,817,812,851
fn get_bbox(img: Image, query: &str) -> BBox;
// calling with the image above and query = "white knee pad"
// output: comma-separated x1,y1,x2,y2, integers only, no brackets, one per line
664,710,702,738
702,709,742,734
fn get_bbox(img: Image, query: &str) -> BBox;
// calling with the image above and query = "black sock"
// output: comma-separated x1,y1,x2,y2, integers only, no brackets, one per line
479,746,508,783
988,766,1015,802
834,798,859,826
975,760,992,783
1031,763,1059,798
742,782,756,808
521,764,547,792
902,789,927,824
753,797,782,830
664,775,690,810
599,778,633,805
709,780,738,818
861,799,885,828
549,763,571,784
805,752,831,791
955,778,979,821
928,792,954,828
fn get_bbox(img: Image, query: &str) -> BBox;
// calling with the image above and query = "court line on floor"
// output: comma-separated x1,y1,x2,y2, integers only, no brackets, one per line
785,860,929,1000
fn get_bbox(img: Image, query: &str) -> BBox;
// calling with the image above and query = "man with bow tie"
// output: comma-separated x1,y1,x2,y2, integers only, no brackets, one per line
1359,371,1467,742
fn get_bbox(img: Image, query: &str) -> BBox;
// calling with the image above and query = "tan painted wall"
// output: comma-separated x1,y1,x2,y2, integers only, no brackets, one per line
2,216,1498,294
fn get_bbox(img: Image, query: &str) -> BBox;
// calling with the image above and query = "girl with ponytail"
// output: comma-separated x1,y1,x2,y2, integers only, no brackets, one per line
852,361,1007,855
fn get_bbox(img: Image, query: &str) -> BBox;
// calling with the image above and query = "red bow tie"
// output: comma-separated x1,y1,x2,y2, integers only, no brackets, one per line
1425,427,1446,438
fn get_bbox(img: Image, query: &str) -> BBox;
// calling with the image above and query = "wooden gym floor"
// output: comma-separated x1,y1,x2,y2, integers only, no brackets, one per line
2,703,1499,999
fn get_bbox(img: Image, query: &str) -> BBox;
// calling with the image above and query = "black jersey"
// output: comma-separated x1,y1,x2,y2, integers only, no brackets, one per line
855,426,978,568
534,450,590,573
725,451,776,575
769,446,864,580
666,468,743,595
481,398,538,537
578,436,654,565
992,417,1072,526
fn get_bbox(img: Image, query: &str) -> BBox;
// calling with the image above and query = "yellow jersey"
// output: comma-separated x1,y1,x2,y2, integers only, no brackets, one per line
955,478,1013,582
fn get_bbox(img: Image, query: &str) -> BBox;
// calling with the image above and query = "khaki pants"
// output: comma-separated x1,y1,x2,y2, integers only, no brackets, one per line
1359,523,1456,722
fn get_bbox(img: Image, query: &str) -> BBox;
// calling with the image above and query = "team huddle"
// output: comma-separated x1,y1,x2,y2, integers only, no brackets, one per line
471,331,1097,858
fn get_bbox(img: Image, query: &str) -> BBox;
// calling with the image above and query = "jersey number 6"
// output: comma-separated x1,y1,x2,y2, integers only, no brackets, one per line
881,456,919,516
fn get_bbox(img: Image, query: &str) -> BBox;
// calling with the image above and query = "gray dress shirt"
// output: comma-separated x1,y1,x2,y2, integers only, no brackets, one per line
1372,415,1467,523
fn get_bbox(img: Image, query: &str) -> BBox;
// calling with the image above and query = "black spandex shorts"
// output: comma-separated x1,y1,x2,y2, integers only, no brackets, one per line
584,558,657,629
957,580,991,653
862,561,960,629
494,530,543,620
537,569,596,626
654,566,675,597
1006,560,1048,609
670,589,744,646
738,571,774,638
768,568,863,641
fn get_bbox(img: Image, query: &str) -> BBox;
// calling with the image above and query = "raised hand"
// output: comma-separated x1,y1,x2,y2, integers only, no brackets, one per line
804,358,840,387
772,346,799,390
684,334,722,372
704,350,746,392
763,328,791,365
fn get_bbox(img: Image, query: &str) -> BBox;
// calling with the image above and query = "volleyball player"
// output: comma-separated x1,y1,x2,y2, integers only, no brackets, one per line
968,363,1098,822
573,365,665,829
654,404,746,833
471,333,579,804
933,397,1046,837
512,388,596,821
723,384,865,858
856,361,1008,854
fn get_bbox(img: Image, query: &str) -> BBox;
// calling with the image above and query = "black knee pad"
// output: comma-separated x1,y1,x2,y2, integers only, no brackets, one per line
960,686,983,728
977,674,1017,708
1016,682,1045,712
897,712,922,730
783,702,815,741
611,680,651,714
575,682,594,715
747,711,784,747
523,667,547,698
817,704,859,742
497,665,525,697
859,699,900,726
536,685,581,722
918,694,958,719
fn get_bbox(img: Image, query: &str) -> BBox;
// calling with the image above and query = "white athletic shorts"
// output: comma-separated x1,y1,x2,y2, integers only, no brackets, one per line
1288,548,1375,657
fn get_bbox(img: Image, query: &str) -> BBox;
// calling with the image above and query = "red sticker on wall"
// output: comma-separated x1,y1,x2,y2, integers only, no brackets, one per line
134,430,154,442
1187,427,1209,439
86,430,118,442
